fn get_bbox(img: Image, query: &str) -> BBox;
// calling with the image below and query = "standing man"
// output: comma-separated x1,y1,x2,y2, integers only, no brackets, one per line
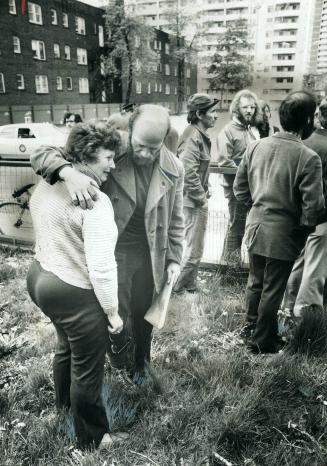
282,98,327,316
234,91,325,354
217,89,260,262
30,105,184,383
174,93,218,293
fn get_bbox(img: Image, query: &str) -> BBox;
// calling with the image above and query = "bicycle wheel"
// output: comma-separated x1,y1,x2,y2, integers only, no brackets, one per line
0,202,33,238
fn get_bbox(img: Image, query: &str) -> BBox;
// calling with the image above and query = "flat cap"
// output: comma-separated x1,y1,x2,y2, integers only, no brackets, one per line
187,93,219,112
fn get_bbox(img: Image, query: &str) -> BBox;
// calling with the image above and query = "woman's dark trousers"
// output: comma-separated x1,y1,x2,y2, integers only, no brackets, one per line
27,260,109,449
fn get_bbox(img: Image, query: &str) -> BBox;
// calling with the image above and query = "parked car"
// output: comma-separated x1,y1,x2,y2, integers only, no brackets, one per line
0,123,67,159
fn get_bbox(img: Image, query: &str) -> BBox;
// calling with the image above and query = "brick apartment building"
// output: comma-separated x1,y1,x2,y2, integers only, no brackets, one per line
0,0,197,114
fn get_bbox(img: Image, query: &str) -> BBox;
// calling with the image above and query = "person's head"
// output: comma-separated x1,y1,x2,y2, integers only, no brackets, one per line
230,89,260,126
279,91,317,139
129,104,170,166
66,113,83,129
107,112,131,131
318,99,327,129
64,121,121,184
258,100,271,124
63,112,72,125
186,93,219,129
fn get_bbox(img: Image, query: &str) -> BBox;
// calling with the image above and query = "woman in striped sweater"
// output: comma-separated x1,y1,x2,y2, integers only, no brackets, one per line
27,121,123,449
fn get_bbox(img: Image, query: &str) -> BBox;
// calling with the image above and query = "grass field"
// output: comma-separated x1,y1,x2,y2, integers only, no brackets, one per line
1,246,327,466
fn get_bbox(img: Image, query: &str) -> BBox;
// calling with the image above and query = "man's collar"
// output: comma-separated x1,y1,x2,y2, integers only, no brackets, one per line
314,128,327,136
273,131,302,142
193,123,211,141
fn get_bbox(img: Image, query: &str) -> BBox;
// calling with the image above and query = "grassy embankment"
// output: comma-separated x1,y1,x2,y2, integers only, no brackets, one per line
1,246,327,466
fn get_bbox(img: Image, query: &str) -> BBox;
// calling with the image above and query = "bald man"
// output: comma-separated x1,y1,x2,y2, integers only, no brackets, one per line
30,105,184,384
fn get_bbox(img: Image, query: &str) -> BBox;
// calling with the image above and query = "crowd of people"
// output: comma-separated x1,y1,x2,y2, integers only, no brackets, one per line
26,89,327,449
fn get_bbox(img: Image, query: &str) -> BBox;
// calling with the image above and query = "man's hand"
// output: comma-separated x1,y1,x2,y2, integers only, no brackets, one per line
166,262,181,287
59,166,99,210
108,313,123,334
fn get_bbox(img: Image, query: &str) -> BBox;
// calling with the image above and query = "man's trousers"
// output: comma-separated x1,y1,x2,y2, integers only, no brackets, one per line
282,222,327,315
115,242,154,369
27,260,109,449
246,253,294,351
222,183,247,261
174,204,208,292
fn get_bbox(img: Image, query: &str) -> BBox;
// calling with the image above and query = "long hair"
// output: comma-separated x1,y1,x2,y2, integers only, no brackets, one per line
230,89,261,126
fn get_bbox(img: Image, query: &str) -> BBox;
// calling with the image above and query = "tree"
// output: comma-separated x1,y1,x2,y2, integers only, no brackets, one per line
161,1,203,113
208,19,253,108
102,0,158,105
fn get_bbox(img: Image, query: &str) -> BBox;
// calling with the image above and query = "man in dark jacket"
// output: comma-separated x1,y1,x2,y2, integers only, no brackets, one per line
234,91,325,353
282,98,327,316
174,93,218,293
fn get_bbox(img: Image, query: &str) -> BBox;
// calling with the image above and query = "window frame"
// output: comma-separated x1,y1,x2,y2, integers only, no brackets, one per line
136,81,142,94
79,77,89,94
0,74,6,94
13,36,21,54
56,76,63,91
62,12,69,28
64,45,71,60
75,16,86,35
53,43,60,59
66,77,73,90
17,74,25,90
31,40,46,60
9,0,17,15
50,8,57,25
77,48,88,65
35,75,48,94
28,2,43,25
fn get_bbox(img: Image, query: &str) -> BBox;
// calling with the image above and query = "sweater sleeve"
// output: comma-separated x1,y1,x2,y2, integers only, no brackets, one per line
82,195,119,318
30,145,70,185
217,128,237,168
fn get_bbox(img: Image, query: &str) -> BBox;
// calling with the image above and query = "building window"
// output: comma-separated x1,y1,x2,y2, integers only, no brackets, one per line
186,68,191,78
13,36,21,54
135,35,140,47
174,66,177,76
79,77,89,94
154,82,158,92
165,83,170,95
154,39,158,50
165,43,170,54
165,64,170,75
158,41,162,51
136,81,142,94
93,23,97,34
109,79,114,93
75,16,85,35
77,48,88,65
35,75,48,93
28,2,43,25
63,13,68,28
0,74,5,93
56,76,63,90
53,43,60,59
98,25,104,47
102,90,106,102
67,77,73,90
174,87,177,95
186,85,190,95
64,45,71,60
51,9,57,25
159,83,162,92
147,82,151,94
17,74,25,90
31,40,46,60
157,62,162,72
9,0,16,14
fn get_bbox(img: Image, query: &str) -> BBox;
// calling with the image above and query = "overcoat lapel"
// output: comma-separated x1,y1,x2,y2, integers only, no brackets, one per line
110,153,136,204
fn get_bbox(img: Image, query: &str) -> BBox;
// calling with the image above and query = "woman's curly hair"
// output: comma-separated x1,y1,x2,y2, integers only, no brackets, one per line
64,121,121,163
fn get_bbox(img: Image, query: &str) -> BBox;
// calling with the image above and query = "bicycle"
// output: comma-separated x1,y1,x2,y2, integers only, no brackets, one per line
0,183,34,236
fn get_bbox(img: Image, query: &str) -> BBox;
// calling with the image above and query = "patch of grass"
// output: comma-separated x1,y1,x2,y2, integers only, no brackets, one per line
2,249,327,466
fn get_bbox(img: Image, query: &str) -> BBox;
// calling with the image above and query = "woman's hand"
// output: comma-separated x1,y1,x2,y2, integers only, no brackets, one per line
108,313,123,334
59,166,99,210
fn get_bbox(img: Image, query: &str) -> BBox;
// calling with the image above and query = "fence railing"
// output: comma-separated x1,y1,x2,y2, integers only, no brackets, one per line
0,160,248,266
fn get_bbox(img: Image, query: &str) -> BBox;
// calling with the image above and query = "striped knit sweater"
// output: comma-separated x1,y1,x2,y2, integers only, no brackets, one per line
30,178,118,318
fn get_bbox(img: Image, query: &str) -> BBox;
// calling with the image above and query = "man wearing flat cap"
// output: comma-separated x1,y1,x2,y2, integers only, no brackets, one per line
174,93,218,293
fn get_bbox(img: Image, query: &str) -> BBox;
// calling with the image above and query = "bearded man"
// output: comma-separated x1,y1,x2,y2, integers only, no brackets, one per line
216,89,260,262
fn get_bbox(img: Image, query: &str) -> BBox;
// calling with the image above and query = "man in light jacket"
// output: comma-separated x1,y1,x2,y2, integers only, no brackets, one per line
30,105,184,383
234,91,325,354
174,93,218,293
217,89,260,263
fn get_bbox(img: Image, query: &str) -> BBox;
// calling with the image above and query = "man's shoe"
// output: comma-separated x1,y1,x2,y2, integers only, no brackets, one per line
240,323,256,341
128,363,162,392
247,336,286,355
